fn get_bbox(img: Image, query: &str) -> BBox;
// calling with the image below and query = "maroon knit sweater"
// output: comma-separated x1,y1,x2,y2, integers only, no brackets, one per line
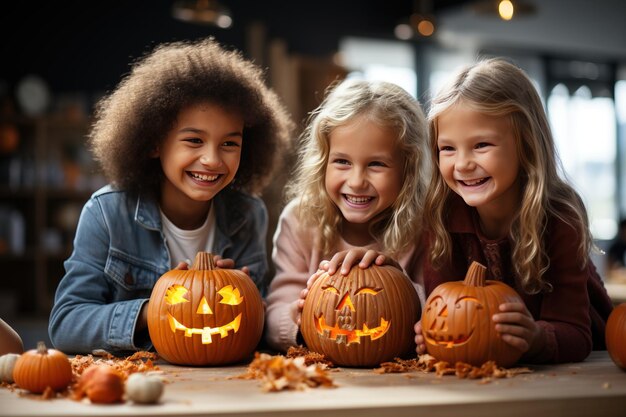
423,194,614,364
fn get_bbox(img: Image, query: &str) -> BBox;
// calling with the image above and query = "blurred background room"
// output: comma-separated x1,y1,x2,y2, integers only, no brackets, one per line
1,0,625,349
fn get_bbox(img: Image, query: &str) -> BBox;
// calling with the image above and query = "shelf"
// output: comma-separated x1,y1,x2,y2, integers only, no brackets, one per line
0,187,38,198
0,251,37,261
0,115,98,316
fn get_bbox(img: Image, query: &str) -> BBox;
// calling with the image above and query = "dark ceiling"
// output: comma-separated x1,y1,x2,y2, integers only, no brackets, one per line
0,0,469,96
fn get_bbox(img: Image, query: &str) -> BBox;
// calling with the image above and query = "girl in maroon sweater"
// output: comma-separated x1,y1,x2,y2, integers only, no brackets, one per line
414,58,613,364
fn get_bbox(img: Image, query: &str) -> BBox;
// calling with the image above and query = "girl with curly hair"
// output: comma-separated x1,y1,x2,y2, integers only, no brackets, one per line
49,37,293,354
265,78,430,352
414,58,613,364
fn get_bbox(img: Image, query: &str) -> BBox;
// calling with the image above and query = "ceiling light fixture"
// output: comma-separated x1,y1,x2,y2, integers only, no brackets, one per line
172,0,232,28
394,0,436,40
472,0,537,21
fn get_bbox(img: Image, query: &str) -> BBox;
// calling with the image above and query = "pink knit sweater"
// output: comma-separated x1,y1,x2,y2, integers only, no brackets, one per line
265,200,425,352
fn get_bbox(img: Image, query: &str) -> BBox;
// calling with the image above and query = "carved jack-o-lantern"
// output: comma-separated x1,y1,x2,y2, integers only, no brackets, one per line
301,264,419,367
421,261,523,367
147,252,264,366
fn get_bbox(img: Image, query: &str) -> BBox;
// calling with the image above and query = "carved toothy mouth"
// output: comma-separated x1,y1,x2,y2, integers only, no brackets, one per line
314,314,390,345
167,313,242,344
424,329,474,348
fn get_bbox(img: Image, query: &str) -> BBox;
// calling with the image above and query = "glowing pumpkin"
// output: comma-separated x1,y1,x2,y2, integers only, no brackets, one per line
147,252,264,366
421,261,523,367
301,264,419,367
606,303,626,371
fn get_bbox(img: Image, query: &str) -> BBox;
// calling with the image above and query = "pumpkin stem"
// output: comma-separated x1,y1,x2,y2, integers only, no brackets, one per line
36,341,48,355
191,252,216,270
464,261,487,287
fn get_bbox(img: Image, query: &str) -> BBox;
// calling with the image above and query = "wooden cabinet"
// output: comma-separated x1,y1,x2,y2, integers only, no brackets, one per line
0,116,104,317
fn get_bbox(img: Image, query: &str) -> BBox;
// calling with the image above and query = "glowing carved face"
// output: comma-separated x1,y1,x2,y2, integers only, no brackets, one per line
165,284,243,344
313,282,390,345
301,265,420,367
423,294,483,348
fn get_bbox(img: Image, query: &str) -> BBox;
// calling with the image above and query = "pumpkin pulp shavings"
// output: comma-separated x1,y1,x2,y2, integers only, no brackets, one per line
70,350,160,402
233,351,336,392
70,350,159,380
1,350,160,401
285,345,335,367
374,354,533,381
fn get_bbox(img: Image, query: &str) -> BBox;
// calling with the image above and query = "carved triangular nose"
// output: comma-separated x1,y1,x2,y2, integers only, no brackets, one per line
336,293,355,312
196,296,213,315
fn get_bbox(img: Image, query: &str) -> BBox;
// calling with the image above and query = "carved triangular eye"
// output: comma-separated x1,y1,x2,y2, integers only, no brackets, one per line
165,285,189,305
322,285,339,294
218,285,243,305
355,287,381,296
456,296,483,309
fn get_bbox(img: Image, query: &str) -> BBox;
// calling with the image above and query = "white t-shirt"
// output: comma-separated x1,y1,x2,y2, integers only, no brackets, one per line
160,204,216,268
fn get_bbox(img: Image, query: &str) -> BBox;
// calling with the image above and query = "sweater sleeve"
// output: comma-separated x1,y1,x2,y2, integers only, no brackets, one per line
397,244,427,312
264,202,316,352
522,219,594,364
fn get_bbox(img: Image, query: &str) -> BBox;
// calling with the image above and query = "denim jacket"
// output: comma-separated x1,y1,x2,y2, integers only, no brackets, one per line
48,185,268,354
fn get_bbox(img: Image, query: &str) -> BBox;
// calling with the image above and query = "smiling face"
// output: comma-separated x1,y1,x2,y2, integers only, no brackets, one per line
165,284,244,344
313,278,390,345
156,102,244,227
436,103,521,230
147,253,265,366
324,116,403,236
420,262,524,367
300,264,419,367
422,294,484,348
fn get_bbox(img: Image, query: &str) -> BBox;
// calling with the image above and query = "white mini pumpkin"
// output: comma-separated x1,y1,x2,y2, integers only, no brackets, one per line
125,373,164,404
0,353,21,383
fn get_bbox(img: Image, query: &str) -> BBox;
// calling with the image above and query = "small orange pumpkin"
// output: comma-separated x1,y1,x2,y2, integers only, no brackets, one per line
147,252,264,366
301,264,419,367
75,364,124,404
13,341,73,393
606,303,626,370
421,261,524,367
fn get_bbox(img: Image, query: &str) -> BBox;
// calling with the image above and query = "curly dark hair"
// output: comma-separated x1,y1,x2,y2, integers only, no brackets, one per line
90,37,293,197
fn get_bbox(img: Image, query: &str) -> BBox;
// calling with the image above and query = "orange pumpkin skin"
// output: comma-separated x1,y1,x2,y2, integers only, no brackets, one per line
77,365,124,403
13,341,73,393
147,252,264,366
301,264,419,367
606,303,626,370
421,261,523,367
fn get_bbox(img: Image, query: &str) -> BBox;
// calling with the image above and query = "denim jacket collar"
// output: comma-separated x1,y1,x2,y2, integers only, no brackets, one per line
134,190,247,248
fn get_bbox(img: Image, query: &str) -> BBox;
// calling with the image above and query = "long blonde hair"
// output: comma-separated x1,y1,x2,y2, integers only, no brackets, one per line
287,79,430,257
425,58,592,294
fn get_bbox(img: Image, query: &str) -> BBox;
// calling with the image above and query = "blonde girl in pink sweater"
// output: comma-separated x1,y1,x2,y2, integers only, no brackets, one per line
265,79,430,352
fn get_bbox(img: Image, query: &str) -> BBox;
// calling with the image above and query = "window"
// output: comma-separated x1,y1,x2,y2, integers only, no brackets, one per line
338,37,417,97
547,60,618,240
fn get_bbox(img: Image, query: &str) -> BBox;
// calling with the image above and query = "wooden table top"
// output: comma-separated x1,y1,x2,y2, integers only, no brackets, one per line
2,351,625,417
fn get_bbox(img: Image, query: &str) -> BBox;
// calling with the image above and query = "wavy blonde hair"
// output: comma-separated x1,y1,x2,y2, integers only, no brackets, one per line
425,58,592,294
286,79,430,257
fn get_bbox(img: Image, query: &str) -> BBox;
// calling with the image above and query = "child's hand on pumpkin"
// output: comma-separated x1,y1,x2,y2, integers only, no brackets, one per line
293,269,327,326
212,256,250,276
296,269,324,312
414,320,426,355
492,302,544,355
321,249,400,276
212,255,234,268
174,261,189,270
